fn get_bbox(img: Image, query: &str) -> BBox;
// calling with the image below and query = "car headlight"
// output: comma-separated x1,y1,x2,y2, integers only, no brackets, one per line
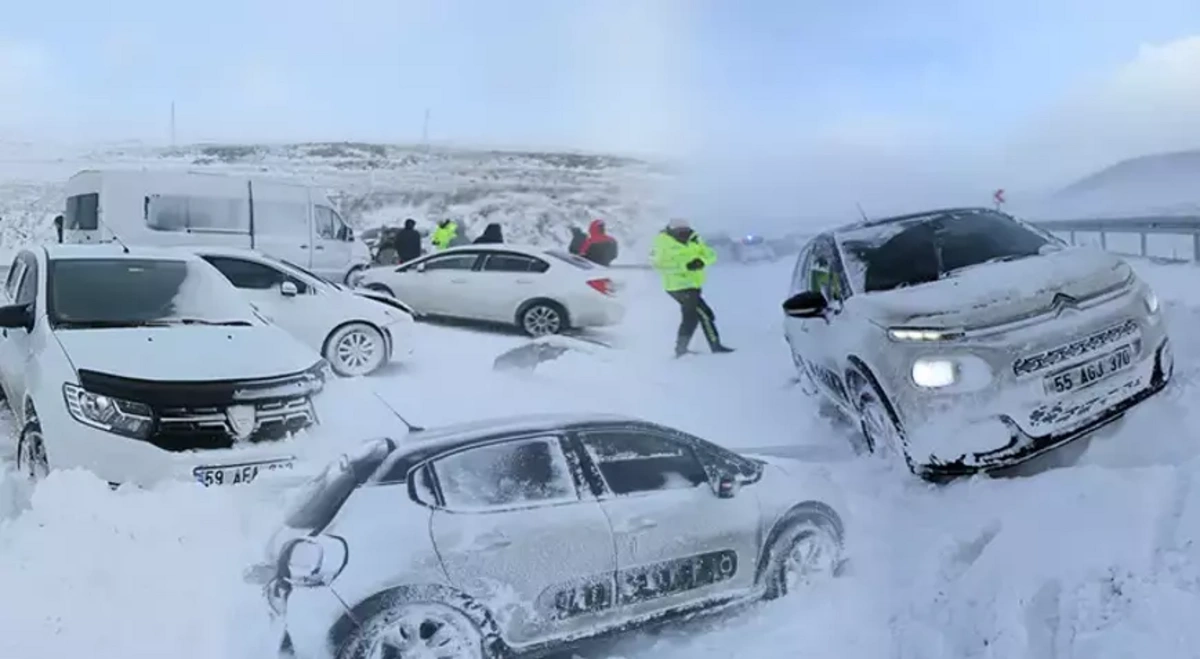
910,354,994,391
62,383,153,439
912,358,957,388
1143,289,1159,315
888,327,965,342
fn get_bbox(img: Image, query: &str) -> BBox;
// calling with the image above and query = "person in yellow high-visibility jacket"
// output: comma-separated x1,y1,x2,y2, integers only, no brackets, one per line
431,219,458,251
651,218,735,358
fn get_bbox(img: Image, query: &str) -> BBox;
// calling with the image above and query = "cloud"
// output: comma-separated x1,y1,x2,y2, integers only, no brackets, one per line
1005,34,1200,187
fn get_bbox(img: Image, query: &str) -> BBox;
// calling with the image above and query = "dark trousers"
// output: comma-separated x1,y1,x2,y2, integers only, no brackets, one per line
668,288,721,353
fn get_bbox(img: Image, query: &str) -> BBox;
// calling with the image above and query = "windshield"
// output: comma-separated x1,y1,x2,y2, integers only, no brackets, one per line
48,258,258,328
837,209,1058,294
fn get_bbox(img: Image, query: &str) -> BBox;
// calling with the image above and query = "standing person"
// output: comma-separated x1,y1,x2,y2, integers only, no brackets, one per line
431,219,458,251
53,214,64,243
651,218,734,358
474,222,504,244
577,218,618,266
394,218,423,263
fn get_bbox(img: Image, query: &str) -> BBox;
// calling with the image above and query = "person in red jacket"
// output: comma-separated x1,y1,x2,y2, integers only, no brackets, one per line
577,219,618,266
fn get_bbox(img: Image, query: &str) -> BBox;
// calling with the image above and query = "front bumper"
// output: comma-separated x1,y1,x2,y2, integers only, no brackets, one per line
264,578,349,659
910,337,1173,477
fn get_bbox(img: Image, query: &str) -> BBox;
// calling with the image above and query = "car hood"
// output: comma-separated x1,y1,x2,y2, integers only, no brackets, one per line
351,289,417,317
855,247,1134,330
55,326,321,381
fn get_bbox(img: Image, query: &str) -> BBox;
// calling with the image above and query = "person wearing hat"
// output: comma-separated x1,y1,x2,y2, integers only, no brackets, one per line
651,218,734,357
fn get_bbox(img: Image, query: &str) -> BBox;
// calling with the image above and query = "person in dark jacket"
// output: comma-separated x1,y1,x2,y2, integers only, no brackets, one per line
577,219,618,266
393,218,423,263
474,222,504,244
568,226,587,255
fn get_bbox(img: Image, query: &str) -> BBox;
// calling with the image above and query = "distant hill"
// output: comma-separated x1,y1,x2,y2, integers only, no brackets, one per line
1034,150,1200,219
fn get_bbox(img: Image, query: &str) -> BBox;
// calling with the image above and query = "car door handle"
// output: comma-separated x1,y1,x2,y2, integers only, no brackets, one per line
314,245,325,250
515,279,533,284
470,533,512,551
620,517,658,533
450,278,467,284
299,244,308,248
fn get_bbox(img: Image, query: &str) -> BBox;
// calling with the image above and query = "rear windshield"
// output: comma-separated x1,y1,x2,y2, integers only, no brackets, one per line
65,193,99,231
47,258,256,328
545,250,595,269
837,209,1058,293
284,439,395,531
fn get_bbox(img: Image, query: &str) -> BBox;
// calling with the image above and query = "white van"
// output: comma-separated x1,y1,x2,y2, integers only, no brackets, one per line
61,169,373,284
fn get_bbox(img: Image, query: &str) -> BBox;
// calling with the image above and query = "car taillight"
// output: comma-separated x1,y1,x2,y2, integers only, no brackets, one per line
587,278,616,296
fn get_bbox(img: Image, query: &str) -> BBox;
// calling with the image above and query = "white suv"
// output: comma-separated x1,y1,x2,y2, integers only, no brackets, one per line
0,245,330,488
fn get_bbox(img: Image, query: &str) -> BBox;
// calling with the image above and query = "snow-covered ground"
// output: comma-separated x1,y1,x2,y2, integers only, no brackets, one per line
3,254,1200,658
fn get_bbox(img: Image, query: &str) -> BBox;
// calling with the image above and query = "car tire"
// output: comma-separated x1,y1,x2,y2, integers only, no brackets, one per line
764,513,843,600
344,265,367,287
324,322,389,377
516,300,568,337
338,601,489,659
16,418,50,482
849,371,917,472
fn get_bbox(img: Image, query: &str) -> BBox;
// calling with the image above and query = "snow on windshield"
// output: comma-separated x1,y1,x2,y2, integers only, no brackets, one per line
49,258,256,324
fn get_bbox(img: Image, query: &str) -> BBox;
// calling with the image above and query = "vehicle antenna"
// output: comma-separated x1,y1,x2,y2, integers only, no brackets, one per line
371,390,425,432
96,213,131,254
855,202,870,222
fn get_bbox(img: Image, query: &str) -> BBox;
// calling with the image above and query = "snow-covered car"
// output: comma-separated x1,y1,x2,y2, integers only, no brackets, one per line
357,245,625,337
732,234,776,263
193,247,415,377
781,207,1172,480
0,244,330,488
253,413,845,659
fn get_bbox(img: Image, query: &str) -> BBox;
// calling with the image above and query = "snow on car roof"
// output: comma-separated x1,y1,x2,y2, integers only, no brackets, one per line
42,243,206,262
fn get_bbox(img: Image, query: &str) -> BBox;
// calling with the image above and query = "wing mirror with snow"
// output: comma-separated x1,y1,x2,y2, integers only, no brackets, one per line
280,281,299,298
713,473,741,499
782,291,828,319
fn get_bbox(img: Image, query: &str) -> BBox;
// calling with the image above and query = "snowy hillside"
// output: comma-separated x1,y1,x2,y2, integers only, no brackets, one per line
0,141,674,255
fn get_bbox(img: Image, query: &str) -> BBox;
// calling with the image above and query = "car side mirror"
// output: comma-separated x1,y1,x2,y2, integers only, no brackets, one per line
782,291,828,318
0,303,32,331
280,281,299,297
415,262,427,273
714,473,740,499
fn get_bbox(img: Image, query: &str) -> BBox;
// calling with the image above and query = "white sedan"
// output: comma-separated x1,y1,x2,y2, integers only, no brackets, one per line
357,245,625,336
194,247,415,377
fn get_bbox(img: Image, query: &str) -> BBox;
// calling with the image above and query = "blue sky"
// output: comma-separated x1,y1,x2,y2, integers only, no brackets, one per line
2,0,1199,171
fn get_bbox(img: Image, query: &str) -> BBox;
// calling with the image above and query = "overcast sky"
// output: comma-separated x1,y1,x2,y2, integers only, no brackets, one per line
3,0,1200,214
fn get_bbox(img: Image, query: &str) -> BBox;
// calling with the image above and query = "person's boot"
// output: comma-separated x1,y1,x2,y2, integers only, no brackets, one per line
712,344,735,353
674,337,691,358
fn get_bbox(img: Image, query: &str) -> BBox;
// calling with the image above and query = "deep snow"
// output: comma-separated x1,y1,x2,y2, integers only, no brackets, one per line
2,255,1200,658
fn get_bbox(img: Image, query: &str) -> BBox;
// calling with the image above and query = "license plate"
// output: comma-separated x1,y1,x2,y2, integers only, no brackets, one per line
193,458,295,487
1043,344,1134,396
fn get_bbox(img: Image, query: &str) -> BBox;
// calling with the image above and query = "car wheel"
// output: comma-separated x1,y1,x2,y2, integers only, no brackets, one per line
852,375,916,471
517,301,567,337
765,516,843,599
344,265,368,287
339,602,487,659
324,323,389,377
16,419,49,482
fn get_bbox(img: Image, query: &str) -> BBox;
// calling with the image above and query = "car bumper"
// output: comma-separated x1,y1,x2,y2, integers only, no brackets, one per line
573,299,626,327
907,337,1173,476
265,579,349,659
43,414,325,489
382,319,415,359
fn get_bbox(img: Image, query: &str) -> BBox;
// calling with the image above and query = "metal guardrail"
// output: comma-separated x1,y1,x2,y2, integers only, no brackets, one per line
1032,215,1200,263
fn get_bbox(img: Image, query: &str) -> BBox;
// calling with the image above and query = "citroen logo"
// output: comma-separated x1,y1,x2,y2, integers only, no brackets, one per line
1051,293,1077,316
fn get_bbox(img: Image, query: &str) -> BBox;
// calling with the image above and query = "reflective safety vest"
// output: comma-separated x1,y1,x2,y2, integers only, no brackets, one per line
651,231,717,291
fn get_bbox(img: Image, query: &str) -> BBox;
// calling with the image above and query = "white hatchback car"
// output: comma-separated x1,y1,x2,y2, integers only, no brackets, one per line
357,245,625,337
194,247,415,377
251,413,845,659
0,245,330,488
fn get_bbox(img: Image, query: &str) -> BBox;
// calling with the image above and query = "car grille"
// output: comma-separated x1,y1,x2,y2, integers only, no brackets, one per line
151,397,315,452
1012,319,1140,377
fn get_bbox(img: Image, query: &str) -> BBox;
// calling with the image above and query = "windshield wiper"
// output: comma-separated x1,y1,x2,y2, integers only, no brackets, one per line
168,318,254,326
943,253,1034,278
55,319,178,329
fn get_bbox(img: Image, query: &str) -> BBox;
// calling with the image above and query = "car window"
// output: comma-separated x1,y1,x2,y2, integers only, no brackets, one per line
790,243,813,294
482,253,542,273
545,250,594,270
145,194,248,232
422,254,479,271
579,431,709,496
431,436,578,510
808,237,848,302
5,257,27,300
65,193,100,230
201,256,308,293
313,206,337,239
15,255,38,307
